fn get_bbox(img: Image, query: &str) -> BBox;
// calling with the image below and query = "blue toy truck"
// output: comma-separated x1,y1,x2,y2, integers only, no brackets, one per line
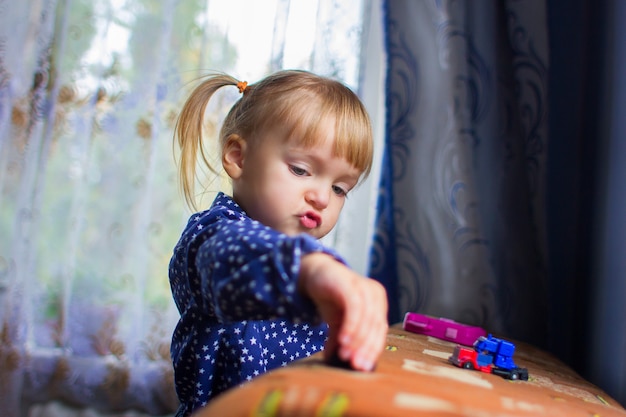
449,334,529,381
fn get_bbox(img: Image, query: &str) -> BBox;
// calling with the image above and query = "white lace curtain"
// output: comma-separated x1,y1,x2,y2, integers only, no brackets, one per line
0,1,369,415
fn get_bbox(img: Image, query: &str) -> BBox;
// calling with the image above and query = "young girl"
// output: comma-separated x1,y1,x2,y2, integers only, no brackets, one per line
169,70,388,416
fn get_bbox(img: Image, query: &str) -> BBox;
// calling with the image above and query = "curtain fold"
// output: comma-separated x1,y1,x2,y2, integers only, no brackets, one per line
581,0,626,406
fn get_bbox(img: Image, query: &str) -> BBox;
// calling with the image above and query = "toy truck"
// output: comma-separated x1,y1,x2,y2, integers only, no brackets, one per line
402,312,487,346
448,334,529,381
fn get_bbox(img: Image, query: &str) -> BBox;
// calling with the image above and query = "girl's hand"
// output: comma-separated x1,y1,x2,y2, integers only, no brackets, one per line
299,253,388,371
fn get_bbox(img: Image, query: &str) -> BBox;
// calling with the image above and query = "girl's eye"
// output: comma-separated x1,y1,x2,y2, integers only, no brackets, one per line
289,165,308,176
332,185,347,196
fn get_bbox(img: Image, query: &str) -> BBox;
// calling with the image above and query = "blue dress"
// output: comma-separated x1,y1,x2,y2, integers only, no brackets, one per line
169,192,344,415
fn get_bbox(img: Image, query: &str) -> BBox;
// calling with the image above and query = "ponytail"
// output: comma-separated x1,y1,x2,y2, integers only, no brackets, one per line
174,73,240,210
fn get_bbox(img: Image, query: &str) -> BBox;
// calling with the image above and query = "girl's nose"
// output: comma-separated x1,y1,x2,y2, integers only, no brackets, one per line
305,185,330,209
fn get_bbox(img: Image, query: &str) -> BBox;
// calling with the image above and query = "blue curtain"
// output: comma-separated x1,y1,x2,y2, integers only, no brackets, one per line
372,0,626,406
547,0,626,407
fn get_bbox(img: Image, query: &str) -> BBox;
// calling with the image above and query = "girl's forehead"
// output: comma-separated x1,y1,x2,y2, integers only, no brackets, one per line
258,111,334,143
251,102,372,176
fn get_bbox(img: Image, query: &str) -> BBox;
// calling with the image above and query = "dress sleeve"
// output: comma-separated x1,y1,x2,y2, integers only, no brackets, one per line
195,216,345,324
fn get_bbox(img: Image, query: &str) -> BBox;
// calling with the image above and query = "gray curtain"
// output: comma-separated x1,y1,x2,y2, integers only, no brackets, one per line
371,0,549,343
372,0,626,406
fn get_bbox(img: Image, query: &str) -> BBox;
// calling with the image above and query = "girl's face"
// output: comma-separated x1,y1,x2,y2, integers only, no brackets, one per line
228,118,361,239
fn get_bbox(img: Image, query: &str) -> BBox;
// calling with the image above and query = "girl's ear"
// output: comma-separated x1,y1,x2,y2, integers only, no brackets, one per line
222,134,246,179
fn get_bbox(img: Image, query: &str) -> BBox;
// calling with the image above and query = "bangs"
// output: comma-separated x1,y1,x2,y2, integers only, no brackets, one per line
268,93,374,178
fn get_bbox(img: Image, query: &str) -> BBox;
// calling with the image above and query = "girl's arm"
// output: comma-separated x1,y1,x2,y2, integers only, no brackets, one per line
298,252,388,372
196,219,342,323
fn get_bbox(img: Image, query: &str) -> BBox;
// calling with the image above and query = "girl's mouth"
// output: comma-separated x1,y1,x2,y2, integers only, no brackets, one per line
300,212,321,229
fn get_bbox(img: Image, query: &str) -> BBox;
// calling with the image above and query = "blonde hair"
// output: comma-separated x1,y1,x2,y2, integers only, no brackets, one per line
175,70,374,210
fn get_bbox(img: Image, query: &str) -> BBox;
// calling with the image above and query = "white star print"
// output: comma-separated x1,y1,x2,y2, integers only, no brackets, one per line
169,192,339,408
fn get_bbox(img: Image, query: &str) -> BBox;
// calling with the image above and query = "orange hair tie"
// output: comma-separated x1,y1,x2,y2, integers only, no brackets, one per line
237,81,248,94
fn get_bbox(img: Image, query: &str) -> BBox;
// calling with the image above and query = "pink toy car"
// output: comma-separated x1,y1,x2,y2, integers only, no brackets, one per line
402,312,486,346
